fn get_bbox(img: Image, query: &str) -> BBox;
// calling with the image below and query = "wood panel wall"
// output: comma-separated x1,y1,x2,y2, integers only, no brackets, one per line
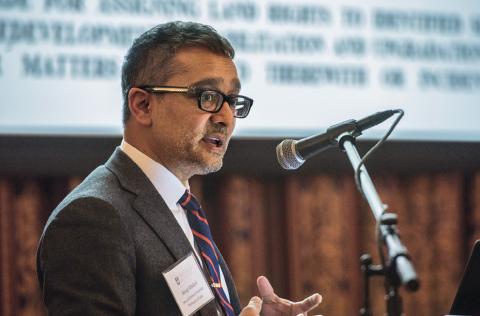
0,171,478,315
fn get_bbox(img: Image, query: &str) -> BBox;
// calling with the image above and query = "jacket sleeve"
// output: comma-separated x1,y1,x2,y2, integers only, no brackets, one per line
37,197,136,315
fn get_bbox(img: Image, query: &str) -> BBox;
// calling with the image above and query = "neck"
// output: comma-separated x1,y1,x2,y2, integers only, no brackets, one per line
123,134,192,187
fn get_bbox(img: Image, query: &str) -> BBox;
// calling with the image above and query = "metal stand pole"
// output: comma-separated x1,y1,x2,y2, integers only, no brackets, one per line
338,133,419,316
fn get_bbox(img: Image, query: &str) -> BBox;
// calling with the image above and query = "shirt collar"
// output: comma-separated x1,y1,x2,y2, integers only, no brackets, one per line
120,140,188,210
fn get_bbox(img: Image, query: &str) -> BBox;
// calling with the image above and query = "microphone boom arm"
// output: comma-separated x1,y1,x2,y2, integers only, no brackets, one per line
297,119,357,160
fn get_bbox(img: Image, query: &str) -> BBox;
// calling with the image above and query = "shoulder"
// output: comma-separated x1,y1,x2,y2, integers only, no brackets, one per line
36,166,138,313
38,164,137,265
43,164,135,234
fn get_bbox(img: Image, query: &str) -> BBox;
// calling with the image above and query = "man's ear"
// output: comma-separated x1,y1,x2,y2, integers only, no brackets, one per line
128,88,153,126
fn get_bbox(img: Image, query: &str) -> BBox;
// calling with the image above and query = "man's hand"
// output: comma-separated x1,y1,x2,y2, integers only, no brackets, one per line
239,296,263,316
257,276,322,316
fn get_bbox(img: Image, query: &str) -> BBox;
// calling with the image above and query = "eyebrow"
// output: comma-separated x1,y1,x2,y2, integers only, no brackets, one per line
191,78,241,92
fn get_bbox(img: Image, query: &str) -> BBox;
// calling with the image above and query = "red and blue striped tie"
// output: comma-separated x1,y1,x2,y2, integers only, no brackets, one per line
178,190,236,316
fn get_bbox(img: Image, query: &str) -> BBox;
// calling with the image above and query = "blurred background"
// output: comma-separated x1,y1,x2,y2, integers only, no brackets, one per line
1,0,480,315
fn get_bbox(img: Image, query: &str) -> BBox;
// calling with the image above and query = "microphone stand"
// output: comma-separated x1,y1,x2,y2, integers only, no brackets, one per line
337,133,419,316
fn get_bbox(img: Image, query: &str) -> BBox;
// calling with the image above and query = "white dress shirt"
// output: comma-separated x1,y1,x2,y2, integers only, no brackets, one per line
120,140,230,301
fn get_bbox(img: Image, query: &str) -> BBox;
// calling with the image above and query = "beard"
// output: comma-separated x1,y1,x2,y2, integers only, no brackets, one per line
172,122,229,176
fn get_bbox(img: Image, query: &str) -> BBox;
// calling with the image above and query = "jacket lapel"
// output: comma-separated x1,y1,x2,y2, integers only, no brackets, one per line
105,148,193,261
106,148,241,314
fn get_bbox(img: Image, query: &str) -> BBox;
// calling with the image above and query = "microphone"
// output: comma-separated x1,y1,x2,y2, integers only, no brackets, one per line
276,110,396,170
352,109,397,137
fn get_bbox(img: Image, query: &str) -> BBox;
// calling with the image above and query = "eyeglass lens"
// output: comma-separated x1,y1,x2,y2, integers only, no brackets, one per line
199,90,250,118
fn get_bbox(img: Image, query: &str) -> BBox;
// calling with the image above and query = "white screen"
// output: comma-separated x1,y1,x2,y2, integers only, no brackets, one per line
1,0,480,140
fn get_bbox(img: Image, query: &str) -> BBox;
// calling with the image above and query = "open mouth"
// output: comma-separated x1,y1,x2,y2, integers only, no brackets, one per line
203,136,224,148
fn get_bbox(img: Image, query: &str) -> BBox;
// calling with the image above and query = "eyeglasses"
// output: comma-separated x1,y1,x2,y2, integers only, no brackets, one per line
138,85,253,118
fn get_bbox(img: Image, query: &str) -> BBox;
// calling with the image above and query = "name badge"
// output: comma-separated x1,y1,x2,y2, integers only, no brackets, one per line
163,253,215,316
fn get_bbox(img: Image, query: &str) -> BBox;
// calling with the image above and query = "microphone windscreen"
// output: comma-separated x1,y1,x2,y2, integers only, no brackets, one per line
276,139,304,170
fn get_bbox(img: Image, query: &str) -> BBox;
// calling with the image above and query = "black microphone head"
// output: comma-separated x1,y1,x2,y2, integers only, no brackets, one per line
276,139,305,170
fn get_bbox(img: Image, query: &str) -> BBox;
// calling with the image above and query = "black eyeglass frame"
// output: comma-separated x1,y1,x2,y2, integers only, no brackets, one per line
136,85,253,118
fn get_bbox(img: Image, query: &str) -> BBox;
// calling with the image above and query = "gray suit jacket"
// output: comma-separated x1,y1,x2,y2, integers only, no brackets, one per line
37,148,241,315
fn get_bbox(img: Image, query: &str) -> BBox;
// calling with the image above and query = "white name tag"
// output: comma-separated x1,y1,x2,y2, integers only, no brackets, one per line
163,253,215,316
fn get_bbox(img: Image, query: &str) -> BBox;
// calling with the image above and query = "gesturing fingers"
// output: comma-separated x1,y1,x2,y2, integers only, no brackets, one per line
257,276,275,301
240,296,263,316
293,293,322,313
248,296,263,311
257,275,323,316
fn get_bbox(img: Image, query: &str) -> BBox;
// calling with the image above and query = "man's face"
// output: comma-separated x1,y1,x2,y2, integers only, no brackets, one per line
147,47,240,180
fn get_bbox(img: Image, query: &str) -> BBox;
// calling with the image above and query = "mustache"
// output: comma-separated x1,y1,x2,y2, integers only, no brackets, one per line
204,123,227,136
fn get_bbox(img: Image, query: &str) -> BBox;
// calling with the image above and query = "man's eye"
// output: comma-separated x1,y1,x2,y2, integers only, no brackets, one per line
202,91,219,102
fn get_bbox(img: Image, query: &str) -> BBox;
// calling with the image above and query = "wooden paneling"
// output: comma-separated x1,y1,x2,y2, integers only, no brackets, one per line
371,173,464,316
285,175,361,315
0,171,477,315
0,180,15,316
216,176,268,307
13,181,44,316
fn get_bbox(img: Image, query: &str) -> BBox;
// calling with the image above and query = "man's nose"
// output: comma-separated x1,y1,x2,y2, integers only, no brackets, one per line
211,100,235,127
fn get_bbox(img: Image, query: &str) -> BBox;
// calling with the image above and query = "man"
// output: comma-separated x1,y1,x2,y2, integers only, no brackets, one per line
37,21,322,315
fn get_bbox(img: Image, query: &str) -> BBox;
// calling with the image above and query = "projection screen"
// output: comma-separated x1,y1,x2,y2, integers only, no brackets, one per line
1,0,479,141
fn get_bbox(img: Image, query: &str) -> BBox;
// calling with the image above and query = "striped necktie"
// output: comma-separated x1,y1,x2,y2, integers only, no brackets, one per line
178,190,236,316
